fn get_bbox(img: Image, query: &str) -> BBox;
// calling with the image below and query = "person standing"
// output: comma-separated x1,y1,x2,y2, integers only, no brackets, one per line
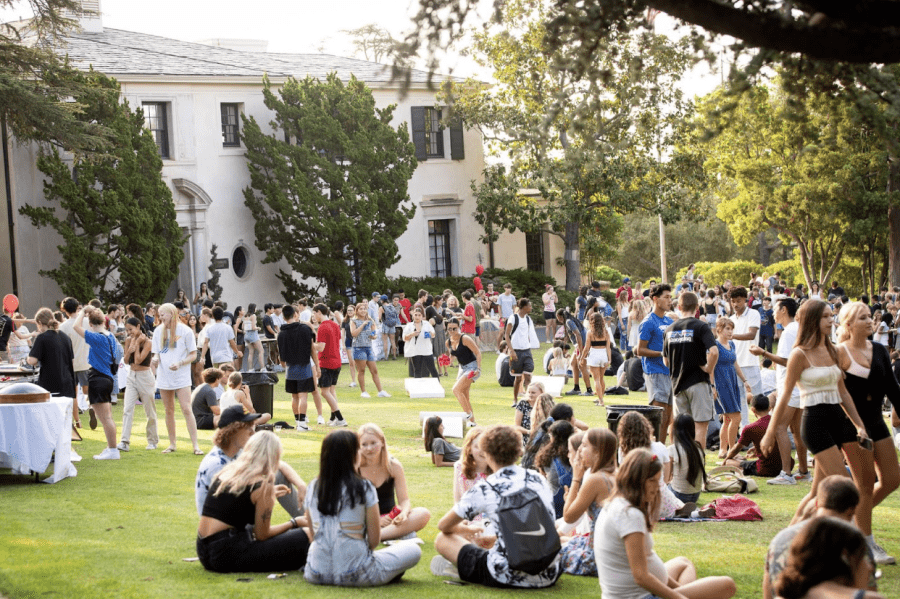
460,291,477,337
497,284,516,327
446,318,482,427
350,302,390,398
404,307,440,378
381,295,400,360
711,317,752,457
730,286,761,428
73,306,121,460
27,307,75,400
542,284,558,343
278,305,319,431
118,317,158,451
636,284,675,444
505,298,539,408
662,291,719,447
313,303,347,427
59,297,90,428
199,307,242,369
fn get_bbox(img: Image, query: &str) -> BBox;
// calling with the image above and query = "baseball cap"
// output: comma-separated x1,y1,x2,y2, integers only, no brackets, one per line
623,277,630,283
381,294,389,302
218,405,263,428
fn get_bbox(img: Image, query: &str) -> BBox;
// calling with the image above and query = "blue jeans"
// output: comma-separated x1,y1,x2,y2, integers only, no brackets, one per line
669,486,700,504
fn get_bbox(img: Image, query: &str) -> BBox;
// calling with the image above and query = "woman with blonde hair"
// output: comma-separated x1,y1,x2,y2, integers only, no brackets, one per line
151,302,202,455
628,299,648,354
196,431,309,573
837,301,900,564
357,423,431,541
453,426,491,502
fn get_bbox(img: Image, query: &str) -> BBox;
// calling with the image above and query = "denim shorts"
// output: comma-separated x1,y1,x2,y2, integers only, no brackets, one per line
353,347,375,362
457,360,481,382
668,486,700,504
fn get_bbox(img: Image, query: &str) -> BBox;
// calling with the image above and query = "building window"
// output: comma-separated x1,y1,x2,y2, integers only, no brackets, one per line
525,232,544,273
232,246,249,279
142,102,170,159
411,106,444,160
221,103,241,147
428,219,452,277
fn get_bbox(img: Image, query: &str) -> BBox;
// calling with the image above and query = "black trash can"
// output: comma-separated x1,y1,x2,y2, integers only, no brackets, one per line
241,371,279,415
606,405,665,442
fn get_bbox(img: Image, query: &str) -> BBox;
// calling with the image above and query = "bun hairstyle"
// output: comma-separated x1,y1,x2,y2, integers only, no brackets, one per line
34,307,59,331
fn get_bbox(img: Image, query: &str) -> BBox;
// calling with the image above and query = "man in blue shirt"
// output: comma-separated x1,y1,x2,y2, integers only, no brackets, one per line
636,284,674,444
758,297,775,353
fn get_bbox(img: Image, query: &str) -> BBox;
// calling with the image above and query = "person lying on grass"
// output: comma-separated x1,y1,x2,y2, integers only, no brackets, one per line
424,416,461,466
357,423,431,541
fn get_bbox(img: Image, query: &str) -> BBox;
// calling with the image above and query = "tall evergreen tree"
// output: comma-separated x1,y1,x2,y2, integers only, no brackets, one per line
241,73,417,301
20,69,185,304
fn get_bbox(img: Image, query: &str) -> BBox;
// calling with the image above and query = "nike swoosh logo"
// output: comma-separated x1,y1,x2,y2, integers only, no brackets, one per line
517,525,545,536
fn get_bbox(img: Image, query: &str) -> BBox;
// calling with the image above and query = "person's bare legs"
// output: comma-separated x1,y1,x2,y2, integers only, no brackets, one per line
366,361,383,392
380,507,431,540
310,387,324,418
790,408,808,474
512,375,524,405
671,576,737,599
320,386,339,412
590,366,605,405
174,386,200,452
719,413,739,457
651,400,672,445
435,532,472,565
665,556,697,586
346,349,358,383
695,419,710,450
291,392,308,417
872,437,900,506
773,422,794,474
792,445,849,524
92,402,117,448
160,389,178,450
355,359,368,393
452,376,475,421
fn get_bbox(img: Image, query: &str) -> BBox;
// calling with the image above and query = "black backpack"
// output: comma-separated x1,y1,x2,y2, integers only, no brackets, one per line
487,477,560,575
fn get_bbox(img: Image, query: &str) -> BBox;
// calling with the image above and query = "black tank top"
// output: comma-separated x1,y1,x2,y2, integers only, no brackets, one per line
704,301,716,315
202,479,261,528
127,339,152,367
375,477,396,515
590,339,605,347
450,337,477,365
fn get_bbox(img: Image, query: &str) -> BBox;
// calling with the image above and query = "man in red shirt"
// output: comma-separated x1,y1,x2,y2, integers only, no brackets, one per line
616,277,634,302
461,290,477,335
398,291,412,324
313,303,347,427
723,394,791,478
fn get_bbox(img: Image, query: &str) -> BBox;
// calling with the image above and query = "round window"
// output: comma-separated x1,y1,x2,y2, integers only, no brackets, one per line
232,246,249,279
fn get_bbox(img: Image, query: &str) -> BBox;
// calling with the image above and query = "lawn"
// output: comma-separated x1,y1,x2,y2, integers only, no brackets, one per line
1,349,898,599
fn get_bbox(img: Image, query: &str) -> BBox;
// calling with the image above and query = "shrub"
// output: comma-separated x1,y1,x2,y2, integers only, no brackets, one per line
480,267,556,299
675,261,763,288
594,265,626,288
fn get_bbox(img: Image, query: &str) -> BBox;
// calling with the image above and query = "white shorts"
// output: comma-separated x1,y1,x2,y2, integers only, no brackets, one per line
586,347,609,368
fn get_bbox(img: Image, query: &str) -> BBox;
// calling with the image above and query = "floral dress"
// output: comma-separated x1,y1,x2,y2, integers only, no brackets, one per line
558,472,610,576
516,400,533,446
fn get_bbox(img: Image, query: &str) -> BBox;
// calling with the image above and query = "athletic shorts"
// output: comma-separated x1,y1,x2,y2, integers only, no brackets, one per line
543,311,556,321
286,377,315,394
457,544,513,588
318,367,340,388
645,373,673,406
87,369,114,405
801,403,858,455
675,383,715,423
75,370,90,387
509,348,534,376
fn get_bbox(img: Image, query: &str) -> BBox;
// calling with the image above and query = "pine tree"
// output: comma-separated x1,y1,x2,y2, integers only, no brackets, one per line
242,73,417,301
207,244,223,300
20,69,186,303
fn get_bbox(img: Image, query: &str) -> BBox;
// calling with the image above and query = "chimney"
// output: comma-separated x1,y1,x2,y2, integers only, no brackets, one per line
65,0,103,33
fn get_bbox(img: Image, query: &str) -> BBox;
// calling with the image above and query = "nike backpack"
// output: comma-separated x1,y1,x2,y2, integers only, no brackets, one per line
487,479,560,574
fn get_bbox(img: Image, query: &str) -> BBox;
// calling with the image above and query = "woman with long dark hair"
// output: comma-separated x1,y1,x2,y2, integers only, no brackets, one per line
667,414,707,505
761,300,871,526
446,317,482,427
424,416,461,467
584,312,610,406
534,419,575,518
118,316,158,452
304,429,421,586
242,303,263,371
232,306,245,371
197,431,309,573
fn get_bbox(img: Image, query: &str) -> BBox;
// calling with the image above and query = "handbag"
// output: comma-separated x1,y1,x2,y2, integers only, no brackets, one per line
704,465,759,494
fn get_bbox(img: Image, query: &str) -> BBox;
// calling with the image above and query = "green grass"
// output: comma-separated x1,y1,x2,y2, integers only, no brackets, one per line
1,350,899,598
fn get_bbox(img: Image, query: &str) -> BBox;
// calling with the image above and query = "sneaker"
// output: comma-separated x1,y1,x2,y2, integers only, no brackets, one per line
317,415,325,425
564,388,582,396
295,420,309,432
328,418,349,427
93,447,120,460
582,390,594,396
767,471,797,485
870,540,896,565
349,382,358,388
146,444,157,451
793,471,812,482
89,407,97,430
360,392,371,398
430,555,459,579
116,441,130,452
467,420,477,428
377,390,391,398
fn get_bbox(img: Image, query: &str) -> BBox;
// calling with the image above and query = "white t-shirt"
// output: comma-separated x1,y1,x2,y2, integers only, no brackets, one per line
402,321,435,357
205,321,235,363
595,496,668,599
732,307,761,368
151,322,197,390
875,322,890,346
667,443,704,494
498,294,516,319
60,317,90,372
299,309,312,323
776,321,800,401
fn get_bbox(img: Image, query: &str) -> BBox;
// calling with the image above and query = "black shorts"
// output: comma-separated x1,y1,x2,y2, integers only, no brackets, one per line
457,544,512,588
543,311,556,321
801,403,858,455
739,460,758,476
195,413,215,430
286,377,315,394
509,348,535,376
318,367,340,388
87,369,114,405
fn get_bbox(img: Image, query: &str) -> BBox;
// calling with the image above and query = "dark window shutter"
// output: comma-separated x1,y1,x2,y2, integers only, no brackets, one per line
449,118,465,160
411,106,427,161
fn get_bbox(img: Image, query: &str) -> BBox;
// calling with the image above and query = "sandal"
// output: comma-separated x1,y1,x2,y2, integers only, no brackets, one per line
193,449,204,456
161,447,176,454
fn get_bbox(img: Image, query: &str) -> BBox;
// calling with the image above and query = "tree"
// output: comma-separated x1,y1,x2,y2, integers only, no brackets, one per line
698,82,892,291
242,73,417,301
0,0,112,151
341,24,401,64
20,69,186,304
206,244,223,301
452,0,704,291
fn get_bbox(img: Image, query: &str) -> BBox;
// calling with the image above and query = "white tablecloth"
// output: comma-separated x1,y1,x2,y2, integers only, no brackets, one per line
0,397,77,483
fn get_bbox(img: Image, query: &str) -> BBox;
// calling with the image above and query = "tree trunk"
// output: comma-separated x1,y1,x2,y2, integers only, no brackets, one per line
888,156,900,288
564,221,581,291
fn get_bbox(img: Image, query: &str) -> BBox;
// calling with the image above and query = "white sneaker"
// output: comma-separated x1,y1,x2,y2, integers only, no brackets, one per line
870,539,896,565
360,391,371,398
116,441,130,452
349,382,358,388
146,444,157,451
377,390,391,398
767,471,797,485
317,415,325,425
70,449,82,462
295,420,309,431
430,555,459,579
328,418,348,427
93,447,121,460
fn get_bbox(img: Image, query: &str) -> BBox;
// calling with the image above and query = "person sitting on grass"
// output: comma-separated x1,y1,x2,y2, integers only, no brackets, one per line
724,394,791,479
453,426,491,503
424,416,461,466
534,420,576,518
514,381,545,447
775,517,883,599
196,431,310,573
557,428,616,577
190,368,224,431
357,423,431,541
432,424,563,588
667,413,707,505
303,429,421,586
219,371,271,424
764,475,876,599
595,448,737,599
522,402,588,470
